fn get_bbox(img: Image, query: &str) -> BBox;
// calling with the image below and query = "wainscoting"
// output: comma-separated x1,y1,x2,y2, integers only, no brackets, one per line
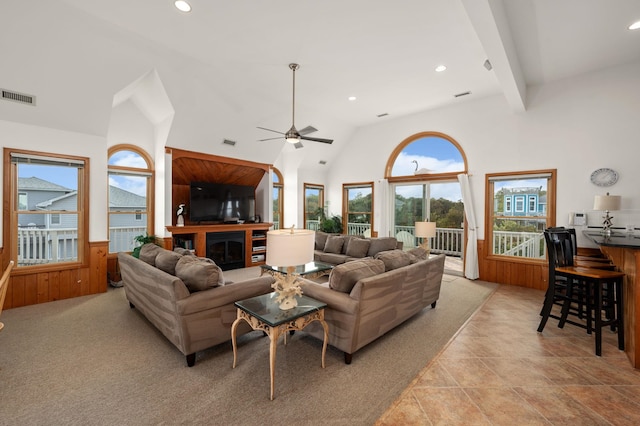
1,241,108,309
477,239,547,291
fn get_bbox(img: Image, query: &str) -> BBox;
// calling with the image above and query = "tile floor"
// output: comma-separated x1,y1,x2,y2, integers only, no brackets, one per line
376,284,640,425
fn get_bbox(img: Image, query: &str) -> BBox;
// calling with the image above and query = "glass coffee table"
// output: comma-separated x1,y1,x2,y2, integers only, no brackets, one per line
231,292,329,400
260,260,333,280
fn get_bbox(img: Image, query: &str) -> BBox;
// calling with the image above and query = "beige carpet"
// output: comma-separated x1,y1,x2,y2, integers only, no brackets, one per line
0,268,497,425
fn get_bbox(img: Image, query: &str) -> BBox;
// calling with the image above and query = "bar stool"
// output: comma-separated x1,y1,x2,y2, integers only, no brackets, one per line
538,229,625,356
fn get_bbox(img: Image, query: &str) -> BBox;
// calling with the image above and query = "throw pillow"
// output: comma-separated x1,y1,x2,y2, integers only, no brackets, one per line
139,243,164,266
155,250,182,275
315,231,330,251
407,247,428,262
324,235,345,254
374,249,412,271
173,247,195,256
345,238,370,258
367,237,398,257
341,235,358,254
328,258,385,293
175,256,224,292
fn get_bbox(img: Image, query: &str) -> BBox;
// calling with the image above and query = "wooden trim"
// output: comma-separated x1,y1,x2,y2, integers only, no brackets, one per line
384,131,468,179
303,183,324,230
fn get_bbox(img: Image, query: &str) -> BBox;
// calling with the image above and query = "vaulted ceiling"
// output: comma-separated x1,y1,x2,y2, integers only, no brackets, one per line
2,1,639,170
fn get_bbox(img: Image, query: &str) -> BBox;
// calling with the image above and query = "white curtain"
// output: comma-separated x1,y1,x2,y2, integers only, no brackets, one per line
374,178,389,237
458,173,479,279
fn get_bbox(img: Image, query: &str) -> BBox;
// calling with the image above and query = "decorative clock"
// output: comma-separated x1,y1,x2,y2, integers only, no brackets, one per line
590,168,618,187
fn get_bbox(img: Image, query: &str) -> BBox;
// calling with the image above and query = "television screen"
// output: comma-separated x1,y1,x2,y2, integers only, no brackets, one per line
189,182,256,223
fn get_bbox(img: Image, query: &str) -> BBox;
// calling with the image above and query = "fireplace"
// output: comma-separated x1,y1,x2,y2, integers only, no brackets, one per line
206,231,245,270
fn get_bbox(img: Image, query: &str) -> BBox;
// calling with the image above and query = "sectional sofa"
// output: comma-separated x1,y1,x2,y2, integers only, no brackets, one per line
300,250,446,364
118,244,274,366
313,231,403,265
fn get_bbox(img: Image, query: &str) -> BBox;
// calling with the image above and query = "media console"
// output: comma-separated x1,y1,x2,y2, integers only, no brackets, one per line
167,223,272,270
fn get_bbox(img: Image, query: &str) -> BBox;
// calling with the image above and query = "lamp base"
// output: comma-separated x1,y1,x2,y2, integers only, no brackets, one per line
419,241,431,256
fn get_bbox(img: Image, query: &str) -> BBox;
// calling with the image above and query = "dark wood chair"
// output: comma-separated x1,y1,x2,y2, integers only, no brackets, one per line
538,229,624,356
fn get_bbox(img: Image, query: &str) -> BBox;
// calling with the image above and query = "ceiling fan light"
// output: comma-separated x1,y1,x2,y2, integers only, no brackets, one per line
285,128,300,144
286,136,299,144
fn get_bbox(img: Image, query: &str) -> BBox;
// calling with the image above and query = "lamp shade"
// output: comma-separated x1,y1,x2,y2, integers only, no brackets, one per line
594,194,621,211
415,221,436,238
265,229,315,267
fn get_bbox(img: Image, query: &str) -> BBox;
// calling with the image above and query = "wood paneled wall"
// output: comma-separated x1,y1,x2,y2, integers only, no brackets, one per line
2,241,108,310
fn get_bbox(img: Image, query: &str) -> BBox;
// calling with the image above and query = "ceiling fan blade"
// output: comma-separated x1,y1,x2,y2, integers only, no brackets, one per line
258,136,284,142
300,135,333,144
298,125,318,135
257,126,285,135
294,141,304,149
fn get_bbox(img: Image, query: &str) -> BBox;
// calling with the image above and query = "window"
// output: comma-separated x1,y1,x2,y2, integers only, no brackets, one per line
303,183,324,230
486,170,556,260
108,145,154,254
343,182,373,236
272,168,283,230
387,131,466,178
6,149,88,268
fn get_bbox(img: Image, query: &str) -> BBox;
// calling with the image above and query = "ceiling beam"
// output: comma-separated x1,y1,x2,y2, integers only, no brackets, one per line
461,0,527,112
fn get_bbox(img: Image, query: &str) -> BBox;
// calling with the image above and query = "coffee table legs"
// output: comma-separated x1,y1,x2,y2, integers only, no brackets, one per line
231,308,328,400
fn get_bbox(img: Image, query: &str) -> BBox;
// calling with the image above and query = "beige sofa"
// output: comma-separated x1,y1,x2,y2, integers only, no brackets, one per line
118,244,274,367
300,251,446,364
313,231,403,265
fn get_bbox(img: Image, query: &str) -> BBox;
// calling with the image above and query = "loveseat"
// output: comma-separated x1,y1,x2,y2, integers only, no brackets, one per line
313,231,403,265
118,244,274,367
299,251,446,364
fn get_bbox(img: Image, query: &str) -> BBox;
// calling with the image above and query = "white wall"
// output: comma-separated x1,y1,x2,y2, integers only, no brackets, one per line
0,119,109,243
325,60,640,247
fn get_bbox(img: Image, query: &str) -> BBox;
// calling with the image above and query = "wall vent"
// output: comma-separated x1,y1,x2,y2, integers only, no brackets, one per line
222,139,236,146
319,160,327,165
1,89,36,106
377,113,389,118
454,91,471,98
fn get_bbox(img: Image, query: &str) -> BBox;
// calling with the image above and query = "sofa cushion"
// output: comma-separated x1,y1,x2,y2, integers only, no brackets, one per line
173,247,195,256
139,243,164,266
328,258,385,293
407,247,428,263
175,256,224,292
375,249,412,271
155,250,182,275
367,237,398,257
324,235,345,254
345,238,371,258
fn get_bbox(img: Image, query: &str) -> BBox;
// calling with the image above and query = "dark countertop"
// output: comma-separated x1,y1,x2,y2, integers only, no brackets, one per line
583,230,640,249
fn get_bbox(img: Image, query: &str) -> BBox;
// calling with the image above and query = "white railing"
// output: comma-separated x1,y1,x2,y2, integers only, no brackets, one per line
109,226,148,253
17,228,79,265
493,231,545,259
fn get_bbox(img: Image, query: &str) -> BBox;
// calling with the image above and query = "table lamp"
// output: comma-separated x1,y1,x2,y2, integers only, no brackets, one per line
593,193,621,237
266,227,315,310
415,221,437,255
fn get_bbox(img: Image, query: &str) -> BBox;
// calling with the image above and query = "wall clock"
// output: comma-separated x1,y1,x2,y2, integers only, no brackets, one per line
590,168,619,187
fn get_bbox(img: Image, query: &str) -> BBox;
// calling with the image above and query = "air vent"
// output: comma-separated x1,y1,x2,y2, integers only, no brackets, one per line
454,91,471,98
222,139,236,146
377,113,389,118
319,160,327,165
1,89,36,106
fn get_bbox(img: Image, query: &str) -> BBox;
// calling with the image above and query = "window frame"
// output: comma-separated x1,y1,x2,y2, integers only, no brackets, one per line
303,183,324,230
272,167,284,230
485,169,556,263
4,148,90,271
342,182,374,236
107,145,154,254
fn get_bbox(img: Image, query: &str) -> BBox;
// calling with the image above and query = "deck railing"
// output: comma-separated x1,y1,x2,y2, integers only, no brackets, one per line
109,226,148,253
493,231,545,259
17,227,79,265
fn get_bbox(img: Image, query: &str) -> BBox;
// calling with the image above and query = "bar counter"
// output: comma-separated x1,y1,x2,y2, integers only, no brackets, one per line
583,231,640,368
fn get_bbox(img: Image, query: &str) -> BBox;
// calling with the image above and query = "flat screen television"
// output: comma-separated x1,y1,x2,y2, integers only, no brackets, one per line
189,182,256,223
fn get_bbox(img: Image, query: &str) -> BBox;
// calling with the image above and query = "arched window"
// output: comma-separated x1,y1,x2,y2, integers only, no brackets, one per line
385,132,467,267
272,167,283,230
107,145,154,254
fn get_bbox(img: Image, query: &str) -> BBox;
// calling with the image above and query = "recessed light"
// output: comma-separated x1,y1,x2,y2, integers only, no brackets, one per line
348,96,357,101
174,1,191,12
435,65,447,72
629,20,640,30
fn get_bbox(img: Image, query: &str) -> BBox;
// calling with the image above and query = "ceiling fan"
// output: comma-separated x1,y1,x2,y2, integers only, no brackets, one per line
257,63,334,149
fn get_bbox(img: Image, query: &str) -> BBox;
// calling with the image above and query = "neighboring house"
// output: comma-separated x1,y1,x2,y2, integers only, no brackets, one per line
108,185,147,226
18,177,73,228
503,188,546,217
